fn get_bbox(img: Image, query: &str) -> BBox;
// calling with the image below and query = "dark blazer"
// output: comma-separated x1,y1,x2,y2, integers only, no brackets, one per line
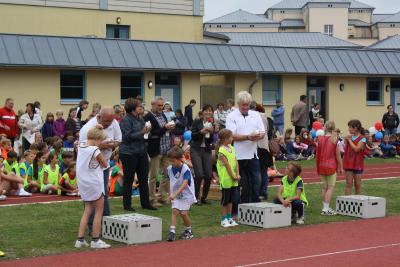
184,105,193,128
172,116,187,136
190,118,213,152
119,113,147,156
144,112,168,157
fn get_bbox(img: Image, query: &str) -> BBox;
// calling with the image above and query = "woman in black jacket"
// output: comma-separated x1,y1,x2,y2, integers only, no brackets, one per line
382,105,399,136
119,98,155,211
172,109,187,137
191,104,214,204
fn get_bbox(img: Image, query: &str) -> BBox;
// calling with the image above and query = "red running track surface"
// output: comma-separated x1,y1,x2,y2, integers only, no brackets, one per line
2,216,400,267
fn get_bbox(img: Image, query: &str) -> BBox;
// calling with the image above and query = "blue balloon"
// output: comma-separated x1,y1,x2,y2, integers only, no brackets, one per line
183,130,192,141
311,129,317,139
375,131,383,140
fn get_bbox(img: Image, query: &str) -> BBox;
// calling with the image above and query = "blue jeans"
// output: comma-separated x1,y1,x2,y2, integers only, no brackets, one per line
238,158,261,204
88,169,110,232
275,125,284,136
385,128,397,136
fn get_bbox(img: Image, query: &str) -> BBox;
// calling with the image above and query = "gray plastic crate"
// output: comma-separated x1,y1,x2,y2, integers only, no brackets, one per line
238,202,291,228
336,195,386,219
102,213,162,244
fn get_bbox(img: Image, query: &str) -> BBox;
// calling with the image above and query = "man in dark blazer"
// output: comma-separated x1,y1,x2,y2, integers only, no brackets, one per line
184,99,196,129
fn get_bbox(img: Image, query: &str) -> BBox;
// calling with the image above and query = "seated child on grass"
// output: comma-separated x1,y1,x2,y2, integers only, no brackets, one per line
19,150,34,182
166,146,196,242
63,131,75,152
26,151,47,193
380,135,398,158
109,150,124,197
366,136,383,158
59,162,78,196
59,151,74,175
274,162,308,225
41,153,60,195
0,138,13,159
0,153,31,197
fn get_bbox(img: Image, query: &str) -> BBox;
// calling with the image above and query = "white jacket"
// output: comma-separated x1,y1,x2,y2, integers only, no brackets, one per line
18,113,43,144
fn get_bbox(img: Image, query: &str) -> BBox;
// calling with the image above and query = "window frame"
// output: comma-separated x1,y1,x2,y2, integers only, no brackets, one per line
366,77,383,106
106,24,131,39
324,24,334,36
262,75,281,106
120,71,143,101
60,70,86,104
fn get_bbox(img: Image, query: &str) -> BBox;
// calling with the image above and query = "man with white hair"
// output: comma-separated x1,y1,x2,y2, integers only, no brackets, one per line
145,96,175,207
226,91,265,208
79,107,122,231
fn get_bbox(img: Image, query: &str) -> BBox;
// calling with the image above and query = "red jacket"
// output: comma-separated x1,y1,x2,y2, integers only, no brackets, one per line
0,107,18,139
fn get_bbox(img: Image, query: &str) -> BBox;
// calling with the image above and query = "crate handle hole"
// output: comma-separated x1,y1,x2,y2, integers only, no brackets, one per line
274,211,282,214
141,224,151,228
371,202,378,206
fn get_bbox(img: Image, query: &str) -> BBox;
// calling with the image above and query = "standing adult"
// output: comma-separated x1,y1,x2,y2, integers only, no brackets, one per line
119,99,155,211
18,103,43,151
291,95,308,136
214,103,227,129
163,102,175,122
271,99,285,136
226,98,236,114
309,103,322,129
0,98,19,145
79,107,122,228
145,97,175,207
86,102,102,123
382,105,399,136
184,99,197,129
76,100,89,130
33,101,43,119
191,104,215,204
226,91,265,206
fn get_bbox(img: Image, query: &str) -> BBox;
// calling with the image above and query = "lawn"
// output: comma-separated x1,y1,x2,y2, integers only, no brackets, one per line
1,178,400,260
275,157,399,169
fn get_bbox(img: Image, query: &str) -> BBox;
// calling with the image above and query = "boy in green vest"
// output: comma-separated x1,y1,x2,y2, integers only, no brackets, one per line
274,162,308,225
0,152,31,197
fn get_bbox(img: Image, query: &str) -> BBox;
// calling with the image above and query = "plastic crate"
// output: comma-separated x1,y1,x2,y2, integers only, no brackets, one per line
336,195,386,219
102,213,162,244
238,202,291,228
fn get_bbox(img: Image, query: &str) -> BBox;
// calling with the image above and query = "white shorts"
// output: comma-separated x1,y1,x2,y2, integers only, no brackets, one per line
172,199,194,211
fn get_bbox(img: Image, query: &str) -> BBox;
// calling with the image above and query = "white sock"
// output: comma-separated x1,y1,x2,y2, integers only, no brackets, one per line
323,202,329,211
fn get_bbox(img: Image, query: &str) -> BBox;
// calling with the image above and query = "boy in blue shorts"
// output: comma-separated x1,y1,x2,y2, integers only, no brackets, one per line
166,146,196,242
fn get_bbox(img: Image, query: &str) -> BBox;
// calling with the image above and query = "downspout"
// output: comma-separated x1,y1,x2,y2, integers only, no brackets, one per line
248,73,261,95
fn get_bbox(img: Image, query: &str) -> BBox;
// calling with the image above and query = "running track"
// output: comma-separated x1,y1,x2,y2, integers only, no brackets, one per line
1,163,399,206
2,216,400,266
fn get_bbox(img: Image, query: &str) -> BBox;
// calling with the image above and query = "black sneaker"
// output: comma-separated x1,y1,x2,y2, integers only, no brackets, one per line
200,199,211,205
180,230,194,240
167,232,175,242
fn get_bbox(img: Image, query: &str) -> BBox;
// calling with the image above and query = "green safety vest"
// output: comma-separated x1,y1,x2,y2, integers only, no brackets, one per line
63,173,77,187
282,176,309,206
217,145,239,189
26,164,44,189
20,162,30,188
41,164,59,191
3,160,18,174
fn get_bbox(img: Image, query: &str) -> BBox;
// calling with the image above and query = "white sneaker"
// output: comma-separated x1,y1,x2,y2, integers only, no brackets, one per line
17,189,32,197
228,218,239,227
74,240,89,248
66,192,78,196
321,208,337,216
90,239,111,249
221,219,231,228
296,216,305,225
0,195,6,201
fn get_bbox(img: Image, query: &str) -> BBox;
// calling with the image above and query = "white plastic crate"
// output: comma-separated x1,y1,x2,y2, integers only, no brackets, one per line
238,202,291,228
336,195,386,219
102,213,162,244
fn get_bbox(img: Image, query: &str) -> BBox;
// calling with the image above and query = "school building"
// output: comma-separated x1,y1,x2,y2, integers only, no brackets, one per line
0,0,400,132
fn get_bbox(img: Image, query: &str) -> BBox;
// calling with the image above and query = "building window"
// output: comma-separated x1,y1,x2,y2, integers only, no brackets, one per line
262,75,281,105
324,24,333,36
106,25,130,39
121,72,143,100
60,71,85,102
366,78,383,105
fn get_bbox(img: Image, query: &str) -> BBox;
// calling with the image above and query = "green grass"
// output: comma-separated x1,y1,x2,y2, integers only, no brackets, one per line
1,178,400,260
275,157,399,169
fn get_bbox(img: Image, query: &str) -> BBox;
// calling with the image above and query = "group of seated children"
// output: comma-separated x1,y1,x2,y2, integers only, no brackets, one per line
280,129,316,161
365,133,400,159
0,135,78,200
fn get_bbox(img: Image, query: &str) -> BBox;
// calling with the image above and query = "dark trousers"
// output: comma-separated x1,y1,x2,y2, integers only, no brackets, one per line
231,186,240,217
273,198,305,218
191,147,212,201
88,169,110,232
120,153,150,209
258,148,270,199
22,137,30,152
238,158,261,204
295,126,304,136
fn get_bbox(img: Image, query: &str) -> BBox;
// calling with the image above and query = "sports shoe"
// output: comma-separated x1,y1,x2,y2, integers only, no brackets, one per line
17,189,32,197
167,232,175,242
66,192,78,196
228,218,239,227
74,239,89,248
90,239,111,249
180,230,194,240
221,219,231,228
0,195,6,201
296,216,305,225
321,208,337,216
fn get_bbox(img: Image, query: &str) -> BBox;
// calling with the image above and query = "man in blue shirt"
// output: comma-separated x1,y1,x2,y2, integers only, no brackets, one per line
271,100,285,136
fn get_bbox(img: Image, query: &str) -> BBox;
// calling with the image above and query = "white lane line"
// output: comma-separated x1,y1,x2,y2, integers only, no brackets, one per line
0,196,124,207
235,242,400,267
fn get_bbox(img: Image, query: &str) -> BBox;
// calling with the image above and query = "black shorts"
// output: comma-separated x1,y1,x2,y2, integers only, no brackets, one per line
345,169,364,175
221,188,233,206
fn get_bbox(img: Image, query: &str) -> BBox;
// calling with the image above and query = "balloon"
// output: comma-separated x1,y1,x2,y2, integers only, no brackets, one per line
375,131,383,140
369,127,377,135
316,129,325,137
311,129,317,139
183,131,192,141
312,121,323,130
374,122,383,131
